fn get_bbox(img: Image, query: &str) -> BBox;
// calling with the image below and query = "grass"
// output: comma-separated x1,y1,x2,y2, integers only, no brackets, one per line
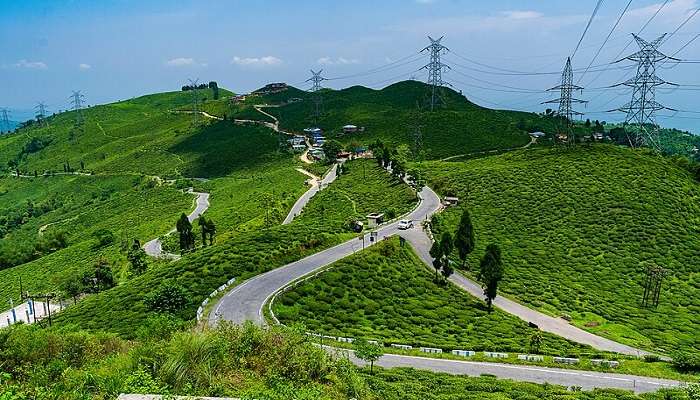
0,175,191,304
274,238,588,355
420,144,700,354
1,322,692,400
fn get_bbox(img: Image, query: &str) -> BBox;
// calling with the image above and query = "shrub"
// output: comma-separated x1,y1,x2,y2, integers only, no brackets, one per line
672,352,700,372
144,281,190,313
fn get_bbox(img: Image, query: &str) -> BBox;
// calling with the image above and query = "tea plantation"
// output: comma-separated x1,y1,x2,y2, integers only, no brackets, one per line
421,145,700,354
274,238,587,355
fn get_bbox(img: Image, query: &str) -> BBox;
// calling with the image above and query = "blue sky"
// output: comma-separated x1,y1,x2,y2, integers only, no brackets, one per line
1,0,698,132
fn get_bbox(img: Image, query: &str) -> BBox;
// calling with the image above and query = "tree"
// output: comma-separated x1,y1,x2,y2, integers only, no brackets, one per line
438,232,453,283
198,217,217,246
353,338,383,374
323,140,343,163
429,241,442,282
60,276,83,305
127,239,148,275
208,81,219,100
82,259,115,293
176,213,194,253
454,209,475,269
477,244,504,312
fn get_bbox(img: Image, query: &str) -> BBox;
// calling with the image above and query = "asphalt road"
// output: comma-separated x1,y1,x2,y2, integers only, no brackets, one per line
210,185,438,325
333,347,680,394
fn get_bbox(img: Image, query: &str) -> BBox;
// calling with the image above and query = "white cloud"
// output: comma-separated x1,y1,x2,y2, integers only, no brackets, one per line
500,10,544,20
13,59,47,69
165,57,207,67
79,63,91,70
627,0,699,28
317,56,360,65
231,56,283,67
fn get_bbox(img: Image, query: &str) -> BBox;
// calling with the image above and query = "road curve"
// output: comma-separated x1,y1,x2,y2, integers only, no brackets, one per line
210,185,438,325
143,190,210,258
333,347,680,394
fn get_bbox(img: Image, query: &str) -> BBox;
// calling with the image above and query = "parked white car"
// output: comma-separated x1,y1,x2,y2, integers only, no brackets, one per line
397,220,413,230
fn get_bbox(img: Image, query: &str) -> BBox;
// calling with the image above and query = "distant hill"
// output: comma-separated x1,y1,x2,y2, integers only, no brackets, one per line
1,120,19,133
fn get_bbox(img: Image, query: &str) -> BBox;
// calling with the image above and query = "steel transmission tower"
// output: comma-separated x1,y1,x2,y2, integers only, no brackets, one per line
188,78,201,126
544,57,586,145
306,70,325,124
421,36,450,111
35,102,49,127
1,108,10,132
69,91,86,126
614,34,676,149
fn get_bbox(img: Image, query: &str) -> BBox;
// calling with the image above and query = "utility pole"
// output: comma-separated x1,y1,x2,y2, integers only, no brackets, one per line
188,78,200,126
613,34,677,150
69,91,86,126
35,102,49,127
421,36,450,111
306,70,325,125
543,57,586,145
0,108,10,132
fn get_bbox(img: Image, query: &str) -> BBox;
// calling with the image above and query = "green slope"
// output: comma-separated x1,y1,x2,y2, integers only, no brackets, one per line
421,145,700,354
274,238,588,355
260,80,557,159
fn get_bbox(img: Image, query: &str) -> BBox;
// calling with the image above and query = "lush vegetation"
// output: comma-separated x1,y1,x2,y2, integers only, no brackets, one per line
264,81,551,160
421,145,700,354
1,322,692,400
52,157,416,336
274,238,587,355
294,159,418,233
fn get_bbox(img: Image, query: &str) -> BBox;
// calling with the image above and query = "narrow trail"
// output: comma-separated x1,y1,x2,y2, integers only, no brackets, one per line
282,164,338,225
143,189,210,260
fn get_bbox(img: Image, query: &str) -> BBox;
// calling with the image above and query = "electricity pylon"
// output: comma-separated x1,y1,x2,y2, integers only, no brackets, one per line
543,57,586,145
613,34,677,149
421,36,450,111
188,78,200,126
69,91,86,126
306,70,325,124
35,102,49,127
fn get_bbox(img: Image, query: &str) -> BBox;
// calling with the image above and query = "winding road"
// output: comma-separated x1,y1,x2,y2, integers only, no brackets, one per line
209,184,681,393
143,190,210,259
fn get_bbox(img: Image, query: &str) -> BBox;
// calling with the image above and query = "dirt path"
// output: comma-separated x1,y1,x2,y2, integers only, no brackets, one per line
441,136,537,162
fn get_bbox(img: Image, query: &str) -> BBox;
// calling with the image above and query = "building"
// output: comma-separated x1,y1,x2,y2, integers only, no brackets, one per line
342,124,359,134
443,196,459,206
592,132,604,140
529,131,546,139
288,136,305,146
291,144,306,152
231,95,247,104
366,213,385,228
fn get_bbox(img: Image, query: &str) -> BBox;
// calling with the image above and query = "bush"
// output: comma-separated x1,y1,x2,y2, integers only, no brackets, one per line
144,281,190,313
672,352,700,372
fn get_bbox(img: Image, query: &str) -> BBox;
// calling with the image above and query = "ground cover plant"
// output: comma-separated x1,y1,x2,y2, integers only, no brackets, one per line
1,322,692,400
274,238,587,355
421,144,700,354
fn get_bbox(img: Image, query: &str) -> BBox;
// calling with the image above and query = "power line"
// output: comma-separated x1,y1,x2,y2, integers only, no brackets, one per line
325,52,423,81
572,0,606,58
577,0,634,85
306,70,326,123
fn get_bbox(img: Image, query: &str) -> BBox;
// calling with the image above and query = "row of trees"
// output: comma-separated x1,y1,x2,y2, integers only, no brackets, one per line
176,213,217,253
429,209,504,312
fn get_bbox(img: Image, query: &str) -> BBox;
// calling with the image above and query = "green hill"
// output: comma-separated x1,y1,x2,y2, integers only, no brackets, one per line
421,145,700,354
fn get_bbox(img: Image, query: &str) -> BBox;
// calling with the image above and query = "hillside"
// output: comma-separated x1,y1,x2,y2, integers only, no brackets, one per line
421,145,700,354
274,238,588,355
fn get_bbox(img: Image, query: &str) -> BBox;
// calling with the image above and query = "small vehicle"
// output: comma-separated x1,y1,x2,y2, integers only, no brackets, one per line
397,220,413,230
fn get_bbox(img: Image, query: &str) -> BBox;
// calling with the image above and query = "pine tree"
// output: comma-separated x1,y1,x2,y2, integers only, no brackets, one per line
454,209,475,269
478,244,504,312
